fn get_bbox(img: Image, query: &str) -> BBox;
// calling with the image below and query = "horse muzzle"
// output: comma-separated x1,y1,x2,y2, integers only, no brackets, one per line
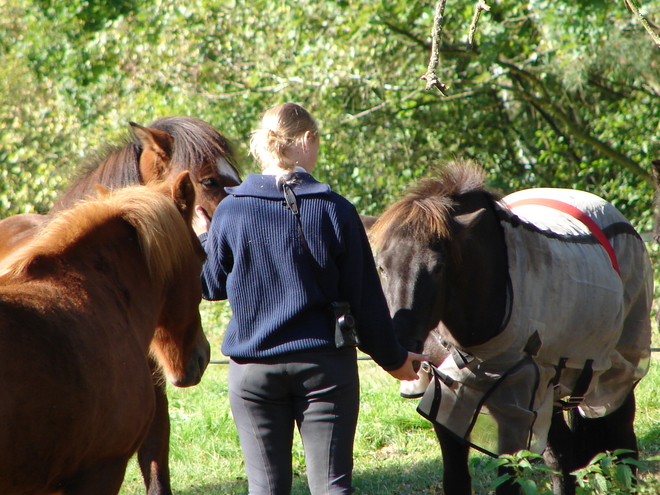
171,331,211,387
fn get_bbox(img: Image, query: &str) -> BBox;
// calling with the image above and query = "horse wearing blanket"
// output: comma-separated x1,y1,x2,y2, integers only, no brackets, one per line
369,160,652,495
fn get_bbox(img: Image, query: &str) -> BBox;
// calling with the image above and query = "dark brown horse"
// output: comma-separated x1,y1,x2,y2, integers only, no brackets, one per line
370,160,652,494
0,173,209,495
0,117,240,495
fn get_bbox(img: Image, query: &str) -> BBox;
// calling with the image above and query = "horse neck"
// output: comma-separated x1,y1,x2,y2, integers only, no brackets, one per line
441,194,509,349
21,218,162,351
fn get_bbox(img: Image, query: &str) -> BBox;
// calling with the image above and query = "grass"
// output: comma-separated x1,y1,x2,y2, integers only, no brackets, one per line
118,242,660,494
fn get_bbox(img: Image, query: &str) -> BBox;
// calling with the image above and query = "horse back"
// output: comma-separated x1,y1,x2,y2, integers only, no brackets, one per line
499,188,652,413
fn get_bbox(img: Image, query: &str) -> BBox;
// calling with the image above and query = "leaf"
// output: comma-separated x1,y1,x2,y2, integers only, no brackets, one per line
535,465,560,475
518,478,538,495
593,473,609,493
615,464,633,490
490,473,514,490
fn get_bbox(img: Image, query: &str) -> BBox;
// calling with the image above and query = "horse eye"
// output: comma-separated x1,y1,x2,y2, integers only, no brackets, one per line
200,177,220,188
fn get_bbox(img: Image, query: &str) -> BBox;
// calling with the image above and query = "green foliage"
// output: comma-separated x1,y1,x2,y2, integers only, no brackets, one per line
0,0,658,225
487,451,557,494
487,449,660,495
115,341,660,494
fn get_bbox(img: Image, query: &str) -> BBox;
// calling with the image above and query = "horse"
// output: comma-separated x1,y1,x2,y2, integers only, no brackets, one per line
369,159,652,495
0,116,240,495
0,116,240,259
0,172,209,495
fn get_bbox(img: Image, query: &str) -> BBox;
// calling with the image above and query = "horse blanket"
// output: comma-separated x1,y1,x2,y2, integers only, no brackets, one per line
414,188,652,456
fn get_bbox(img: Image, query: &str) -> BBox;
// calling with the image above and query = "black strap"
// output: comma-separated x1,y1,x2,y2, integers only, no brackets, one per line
282,182,331,300
560,358,594,409
551,357,568,387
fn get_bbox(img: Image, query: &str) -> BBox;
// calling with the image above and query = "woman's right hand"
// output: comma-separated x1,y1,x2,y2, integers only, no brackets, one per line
387,351,428,381
193,205,212,236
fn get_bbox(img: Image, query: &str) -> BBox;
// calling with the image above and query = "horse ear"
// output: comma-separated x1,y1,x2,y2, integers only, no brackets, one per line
171,171,196,223
93,184,110,198
360,214,379,234
452,209,486,240
130,122,174,183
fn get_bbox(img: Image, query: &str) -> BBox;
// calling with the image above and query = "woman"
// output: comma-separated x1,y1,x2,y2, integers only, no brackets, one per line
194,103,425,495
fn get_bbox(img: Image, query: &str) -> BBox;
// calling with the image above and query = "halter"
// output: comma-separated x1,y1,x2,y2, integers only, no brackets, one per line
505,198,620,276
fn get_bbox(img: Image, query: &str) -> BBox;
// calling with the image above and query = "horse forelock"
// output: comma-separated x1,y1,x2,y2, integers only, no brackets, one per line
370,195,454,249
113,186,198,286
370,159,488,249
1,186,196,287
149,116,239,177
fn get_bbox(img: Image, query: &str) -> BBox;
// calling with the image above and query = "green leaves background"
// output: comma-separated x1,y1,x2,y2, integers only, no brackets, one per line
1,0,658,226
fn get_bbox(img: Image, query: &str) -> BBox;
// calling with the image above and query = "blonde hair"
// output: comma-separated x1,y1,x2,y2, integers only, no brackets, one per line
249,103,318,172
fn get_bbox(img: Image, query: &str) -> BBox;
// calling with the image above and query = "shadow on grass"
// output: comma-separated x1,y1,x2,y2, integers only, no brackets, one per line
639,427,660,481
171,446,660,495
170,461,447,495
640,425,660,454
167,455,494,495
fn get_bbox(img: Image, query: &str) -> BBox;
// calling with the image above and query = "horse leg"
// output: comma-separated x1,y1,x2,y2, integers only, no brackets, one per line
571,390,638,474
544,407,577,495
434,424,472,495
137,365,173,495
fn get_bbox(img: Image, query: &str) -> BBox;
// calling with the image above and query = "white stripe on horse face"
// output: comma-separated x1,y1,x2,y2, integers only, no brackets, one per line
216,157,240,182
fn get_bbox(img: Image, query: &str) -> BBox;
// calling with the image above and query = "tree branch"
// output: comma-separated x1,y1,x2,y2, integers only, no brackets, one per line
495,60,654,187
339,87,425,124
467,1,490,51
379,19,429,50
421,0,449,95
623,0,660,48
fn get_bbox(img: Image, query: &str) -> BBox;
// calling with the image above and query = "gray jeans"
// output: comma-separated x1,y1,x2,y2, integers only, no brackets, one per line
228,347,360,495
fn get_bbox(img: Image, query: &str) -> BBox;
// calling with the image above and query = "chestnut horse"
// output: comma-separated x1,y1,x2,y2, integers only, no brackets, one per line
0,116,240,257
370,160,652,494
0,173,209,495
0,117,240,495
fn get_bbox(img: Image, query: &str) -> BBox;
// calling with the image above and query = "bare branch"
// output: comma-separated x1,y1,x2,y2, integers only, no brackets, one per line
467,1,491,51
421,0,449,95
339,87,425,124
379,19,430,50
623,0,660,48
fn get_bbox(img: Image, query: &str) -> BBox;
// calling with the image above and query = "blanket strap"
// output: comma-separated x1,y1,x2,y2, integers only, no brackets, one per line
559,359,594,409
506,198,620,275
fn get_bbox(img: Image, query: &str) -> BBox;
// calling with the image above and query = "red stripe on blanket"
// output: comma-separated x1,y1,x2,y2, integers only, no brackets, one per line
506,198,620,276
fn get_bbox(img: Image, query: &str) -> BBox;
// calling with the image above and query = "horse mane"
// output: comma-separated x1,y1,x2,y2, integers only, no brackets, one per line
53,116,239,212
149,116,239,174
53,138,142,212
1,184,196,286
370,159,491,248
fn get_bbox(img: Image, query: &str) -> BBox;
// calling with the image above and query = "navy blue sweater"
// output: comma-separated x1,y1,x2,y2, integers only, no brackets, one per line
199,172,407,371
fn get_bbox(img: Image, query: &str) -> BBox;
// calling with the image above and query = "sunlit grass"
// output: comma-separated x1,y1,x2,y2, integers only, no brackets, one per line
119,248,660,495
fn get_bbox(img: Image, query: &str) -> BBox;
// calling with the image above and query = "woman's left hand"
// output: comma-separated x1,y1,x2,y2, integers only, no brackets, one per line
387,351,429,381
